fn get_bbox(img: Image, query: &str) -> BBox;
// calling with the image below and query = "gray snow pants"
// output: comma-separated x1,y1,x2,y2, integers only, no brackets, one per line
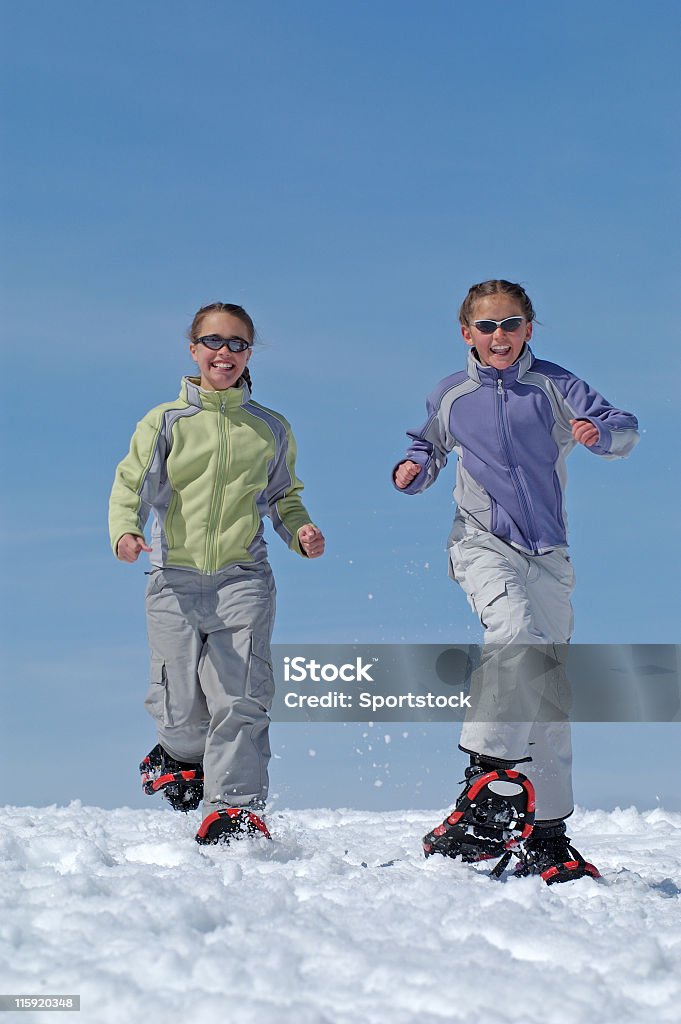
448,516,575,821
144,561,276,816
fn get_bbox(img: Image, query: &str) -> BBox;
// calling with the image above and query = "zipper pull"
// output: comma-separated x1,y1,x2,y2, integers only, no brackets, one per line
220,401,225,413
497,378,504,395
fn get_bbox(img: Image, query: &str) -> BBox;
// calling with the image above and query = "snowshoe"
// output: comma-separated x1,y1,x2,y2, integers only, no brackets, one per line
139,743,204,812
513,821,600,884
195,808,272,845
423,765,535,867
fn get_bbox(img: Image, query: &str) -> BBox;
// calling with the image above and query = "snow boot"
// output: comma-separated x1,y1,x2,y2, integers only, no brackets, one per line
139,743,204,812
514,821,600,884
423,759,535,867
195,808,272,845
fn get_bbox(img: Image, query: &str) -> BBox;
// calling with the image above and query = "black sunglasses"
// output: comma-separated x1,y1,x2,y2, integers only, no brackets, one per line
196,334,252,353
471,316,526,335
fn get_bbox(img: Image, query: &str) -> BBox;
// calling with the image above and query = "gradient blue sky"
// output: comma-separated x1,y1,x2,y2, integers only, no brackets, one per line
2,1,680,812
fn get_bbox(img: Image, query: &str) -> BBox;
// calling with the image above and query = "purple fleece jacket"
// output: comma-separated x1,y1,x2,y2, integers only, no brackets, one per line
395,345,639,555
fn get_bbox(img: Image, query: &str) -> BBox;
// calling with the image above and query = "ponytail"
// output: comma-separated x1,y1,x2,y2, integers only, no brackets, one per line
240,366,253,394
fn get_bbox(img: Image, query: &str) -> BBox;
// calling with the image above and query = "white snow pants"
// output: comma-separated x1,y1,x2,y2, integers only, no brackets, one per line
448,516,575,821
144,562,276,817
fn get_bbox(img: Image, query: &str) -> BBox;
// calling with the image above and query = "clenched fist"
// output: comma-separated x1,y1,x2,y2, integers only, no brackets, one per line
394,460,421,489
298,524,325,558
570,419,599,448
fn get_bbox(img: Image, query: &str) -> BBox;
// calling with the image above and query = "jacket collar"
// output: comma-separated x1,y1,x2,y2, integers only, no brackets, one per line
467,344,535,385
181,376,251,409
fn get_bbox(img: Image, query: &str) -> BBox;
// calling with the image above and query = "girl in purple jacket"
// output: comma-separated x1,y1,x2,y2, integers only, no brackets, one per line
395,280,639,883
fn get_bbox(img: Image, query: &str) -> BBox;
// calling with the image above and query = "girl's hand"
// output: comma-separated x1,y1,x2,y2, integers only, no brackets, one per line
298,524,325,559
116,533,153,563
570,419,599,448
394,460,421,489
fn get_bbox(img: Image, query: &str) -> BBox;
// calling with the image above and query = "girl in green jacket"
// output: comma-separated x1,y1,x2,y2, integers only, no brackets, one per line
109,302,324,845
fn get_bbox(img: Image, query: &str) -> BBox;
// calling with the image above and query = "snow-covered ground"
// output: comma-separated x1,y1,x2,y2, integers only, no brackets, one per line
2,804,680,1024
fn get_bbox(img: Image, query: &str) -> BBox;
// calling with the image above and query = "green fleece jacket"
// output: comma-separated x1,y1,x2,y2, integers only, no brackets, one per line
109,377,313,573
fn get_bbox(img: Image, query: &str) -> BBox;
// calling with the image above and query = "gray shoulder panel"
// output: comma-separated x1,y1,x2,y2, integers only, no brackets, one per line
437,378,480,449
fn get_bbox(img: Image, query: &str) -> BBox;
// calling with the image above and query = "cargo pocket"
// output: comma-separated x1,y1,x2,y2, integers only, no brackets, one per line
247,634,275,709
144,655,173,726
471,580,508,632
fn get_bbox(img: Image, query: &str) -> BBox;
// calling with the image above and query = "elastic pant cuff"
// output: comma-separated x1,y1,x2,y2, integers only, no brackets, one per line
534,812,574,831
458,745,531,769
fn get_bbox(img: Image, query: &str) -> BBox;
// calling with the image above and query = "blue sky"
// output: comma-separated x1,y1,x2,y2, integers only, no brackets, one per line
1,1,680,812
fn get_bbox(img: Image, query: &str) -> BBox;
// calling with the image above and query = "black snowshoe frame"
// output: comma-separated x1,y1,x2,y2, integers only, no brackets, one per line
513,824,601,884
139,744,204,812
423,768,536,868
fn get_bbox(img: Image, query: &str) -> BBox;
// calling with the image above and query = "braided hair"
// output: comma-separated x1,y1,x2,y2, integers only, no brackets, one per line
458,280,536,327
239,365,253,392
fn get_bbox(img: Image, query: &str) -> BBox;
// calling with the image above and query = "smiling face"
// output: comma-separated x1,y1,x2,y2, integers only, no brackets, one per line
461,293,533,371
189,311,253,391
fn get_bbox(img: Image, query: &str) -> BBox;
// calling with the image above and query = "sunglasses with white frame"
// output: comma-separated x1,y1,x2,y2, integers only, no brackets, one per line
470,316,527,335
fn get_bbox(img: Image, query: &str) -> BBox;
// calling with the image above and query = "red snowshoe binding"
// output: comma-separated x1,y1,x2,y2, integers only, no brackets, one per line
195,808,272,846
513,821,601,885
139,744,204,812
423,764,535,870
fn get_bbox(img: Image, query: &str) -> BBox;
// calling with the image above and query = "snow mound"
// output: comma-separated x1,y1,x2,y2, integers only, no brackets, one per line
2,804,680,1024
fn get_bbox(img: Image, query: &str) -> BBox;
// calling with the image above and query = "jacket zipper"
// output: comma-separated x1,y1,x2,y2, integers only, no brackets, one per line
496,377,539,551
205,401,230,572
